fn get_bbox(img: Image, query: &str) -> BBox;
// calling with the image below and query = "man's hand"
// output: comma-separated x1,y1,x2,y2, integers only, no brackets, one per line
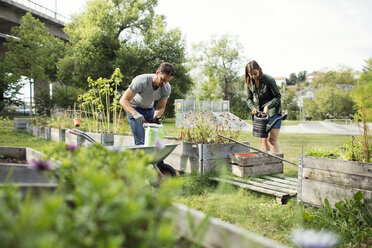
132,113,145,123
263,106,269,114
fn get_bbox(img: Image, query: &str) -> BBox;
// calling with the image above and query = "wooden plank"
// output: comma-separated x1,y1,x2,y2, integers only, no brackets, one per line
262,176,298,186
173,203,288,248
228,177,297,196
202,143,250,160
211,177,288,199
303,167,372,191
231,163,283,177
275,174,298,183
0,164,50,183
229,153,283,166
25,147,45,163
250,177,298,191
303,156,372,177
300,178,372,207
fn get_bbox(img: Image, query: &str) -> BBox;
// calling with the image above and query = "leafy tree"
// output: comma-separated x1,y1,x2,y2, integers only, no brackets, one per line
287,73,297,85
5,12,65,83
281,91,299,120
0,56,23,112
304,86,356,119
189,34,245,101
312,67,358,88
58,0,191,117
297,70,307,82
4,12,65,113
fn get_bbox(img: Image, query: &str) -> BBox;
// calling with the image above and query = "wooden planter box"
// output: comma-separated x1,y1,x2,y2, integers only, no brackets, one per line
65,131,114,146
32,125,40,136
50,128,66,142
229,152,283,177
38,126,51,140
173,203,287,248
113,135,134,147
298,156,372,207
13,118,31,131
165,141,250,174
85,132,114,146
0,146,56,194
26,123,33,135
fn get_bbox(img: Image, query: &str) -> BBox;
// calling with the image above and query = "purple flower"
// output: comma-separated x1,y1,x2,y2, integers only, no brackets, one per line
27,160,56,171
154,139,165,149
66,144,78,152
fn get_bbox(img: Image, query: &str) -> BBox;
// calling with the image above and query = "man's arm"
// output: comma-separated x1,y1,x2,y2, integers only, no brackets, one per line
119,89,138,115
154,98,168,118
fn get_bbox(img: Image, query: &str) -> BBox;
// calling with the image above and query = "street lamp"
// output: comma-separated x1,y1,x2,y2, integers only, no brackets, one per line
299,91,314,123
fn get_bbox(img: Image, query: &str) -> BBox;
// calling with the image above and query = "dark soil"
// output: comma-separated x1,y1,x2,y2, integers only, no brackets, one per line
0,157,28,164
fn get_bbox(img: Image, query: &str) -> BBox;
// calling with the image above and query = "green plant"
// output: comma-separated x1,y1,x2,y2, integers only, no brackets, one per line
47,108,75,129
77,68,125,134
306,136,372,163
351,67,372,162
0,143,182,247
302,191,372,247
306,148,340,159
181,111,241,144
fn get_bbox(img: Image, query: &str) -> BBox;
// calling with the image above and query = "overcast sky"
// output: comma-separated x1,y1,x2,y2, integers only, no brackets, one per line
34,0,372,77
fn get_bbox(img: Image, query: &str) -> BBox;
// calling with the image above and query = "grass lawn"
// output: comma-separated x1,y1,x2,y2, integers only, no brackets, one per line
1,116,362,247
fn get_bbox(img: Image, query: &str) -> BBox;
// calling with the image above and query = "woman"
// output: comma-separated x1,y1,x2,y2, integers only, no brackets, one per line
245,60,283,153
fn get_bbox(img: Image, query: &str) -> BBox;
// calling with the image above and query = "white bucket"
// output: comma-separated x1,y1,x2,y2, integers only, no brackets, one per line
143,123,164,146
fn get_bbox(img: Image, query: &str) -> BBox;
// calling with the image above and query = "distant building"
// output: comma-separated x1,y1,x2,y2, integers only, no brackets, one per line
274,76,286,87
306,72,320,82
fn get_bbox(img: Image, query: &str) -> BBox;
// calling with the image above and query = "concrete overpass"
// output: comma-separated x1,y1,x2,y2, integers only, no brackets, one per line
0,0,68,43
0,0,69,115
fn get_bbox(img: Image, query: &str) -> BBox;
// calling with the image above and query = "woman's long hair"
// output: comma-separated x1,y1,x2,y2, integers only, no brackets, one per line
245,60,263,87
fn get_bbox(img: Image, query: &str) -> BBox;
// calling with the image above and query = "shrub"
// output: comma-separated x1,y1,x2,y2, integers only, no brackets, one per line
302,192,372,247
181,112,241,144
306,135,372,163
0,143,181,247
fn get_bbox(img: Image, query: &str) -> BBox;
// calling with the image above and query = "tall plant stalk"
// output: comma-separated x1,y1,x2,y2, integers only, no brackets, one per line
77,68,125,134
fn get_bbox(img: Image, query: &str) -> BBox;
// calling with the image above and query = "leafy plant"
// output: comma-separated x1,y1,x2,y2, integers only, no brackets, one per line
0,143,181,247
306,148,340,159
77,68,126,134
351,62,372,163
306,136,372,163
47,108,75,129
302,191,372,247
181,111,241,144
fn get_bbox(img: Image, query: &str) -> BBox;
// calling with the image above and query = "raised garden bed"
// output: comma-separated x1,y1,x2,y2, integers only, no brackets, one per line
298,156,372,207
0,146,56,194
165,141,250,174
229,152,283,177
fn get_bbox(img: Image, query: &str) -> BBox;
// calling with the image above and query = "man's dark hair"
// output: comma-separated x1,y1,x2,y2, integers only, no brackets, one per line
157,62,176,76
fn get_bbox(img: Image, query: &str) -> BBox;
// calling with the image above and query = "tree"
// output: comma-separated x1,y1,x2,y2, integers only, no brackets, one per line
189,34,245,101
58,0,191,117
304,86,356,119
4,12,65,113
312,67,358,88
297,71,307,82
287,73,297,85
0,56,23,112
281,91,299,120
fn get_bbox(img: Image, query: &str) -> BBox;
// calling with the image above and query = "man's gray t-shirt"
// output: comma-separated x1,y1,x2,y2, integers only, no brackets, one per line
129,74,171,109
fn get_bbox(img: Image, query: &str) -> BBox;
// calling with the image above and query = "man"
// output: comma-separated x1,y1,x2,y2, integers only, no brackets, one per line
119,62,175,145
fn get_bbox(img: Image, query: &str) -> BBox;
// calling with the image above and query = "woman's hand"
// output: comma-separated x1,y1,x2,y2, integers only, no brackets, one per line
251,109,258,115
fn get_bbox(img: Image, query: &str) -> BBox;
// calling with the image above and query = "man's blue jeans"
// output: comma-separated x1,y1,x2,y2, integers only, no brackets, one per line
127,107,155,145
